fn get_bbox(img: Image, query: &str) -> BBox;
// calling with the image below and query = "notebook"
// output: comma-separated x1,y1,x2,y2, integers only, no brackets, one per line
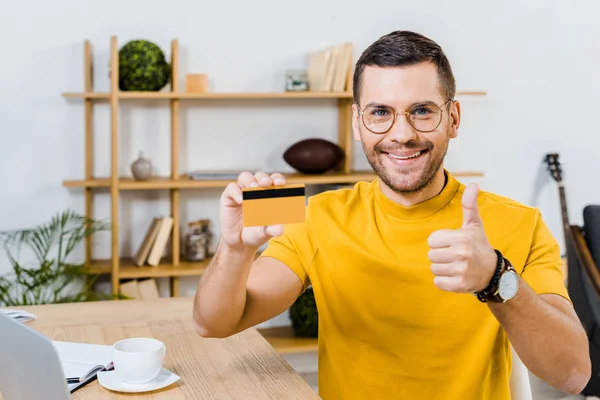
51,340,114,393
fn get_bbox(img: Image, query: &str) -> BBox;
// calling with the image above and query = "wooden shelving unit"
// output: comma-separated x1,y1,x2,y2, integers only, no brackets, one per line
63,36,486,298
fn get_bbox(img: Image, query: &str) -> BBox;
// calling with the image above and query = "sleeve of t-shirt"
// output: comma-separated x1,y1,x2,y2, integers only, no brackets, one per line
520,210,571,302
259,220,316,292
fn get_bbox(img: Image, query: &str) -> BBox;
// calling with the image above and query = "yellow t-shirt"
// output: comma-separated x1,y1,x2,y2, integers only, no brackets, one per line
260,171,569,400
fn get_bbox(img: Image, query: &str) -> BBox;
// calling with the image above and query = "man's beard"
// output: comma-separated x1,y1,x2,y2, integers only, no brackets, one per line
362,132,449,196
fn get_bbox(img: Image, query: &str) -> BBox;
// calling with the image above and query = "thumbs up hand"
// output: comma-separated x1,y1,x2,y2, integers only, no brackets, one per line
427,183,498,293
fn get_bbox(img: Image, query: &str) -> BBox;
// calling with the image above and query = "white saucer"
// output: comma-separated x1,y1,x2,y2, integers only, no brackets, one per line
97,367,180,393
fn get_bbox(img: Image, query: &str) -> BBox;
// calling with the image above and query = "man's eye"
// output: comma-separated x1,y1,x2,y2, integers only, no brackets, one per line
371,108,390,117
412,106,432,116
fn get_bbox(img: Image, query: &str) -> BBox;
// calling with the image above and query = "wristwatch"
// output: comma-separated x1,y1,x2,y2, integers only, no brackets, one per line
475,250,519,303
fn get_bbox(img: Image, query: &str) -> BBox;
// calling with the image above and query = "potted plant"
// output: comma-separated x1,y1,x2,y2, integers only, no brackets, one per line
289,286,318,337
0,210,112,306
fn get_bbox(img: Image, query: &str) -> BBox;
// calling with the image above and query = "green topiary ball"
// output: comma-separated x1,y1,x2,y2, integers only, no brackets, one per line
118,40,171,91
289,286,318,337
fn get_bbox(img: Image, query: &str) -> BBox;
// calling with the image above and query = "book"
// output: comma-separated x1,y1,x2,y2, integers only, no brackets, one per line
133,217,162,266
119,279,160,300
120,279,141,298
52,340,113,393
333,43,353,92
137,278,160,299
324,45,339,91
308,48,329,91
186,171,242,180
147,217,173,266
307,42,352,92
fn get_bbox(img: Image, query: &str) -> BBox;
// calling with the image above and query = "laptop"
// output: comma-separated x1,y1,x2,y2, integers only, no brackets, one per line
0,312,71,400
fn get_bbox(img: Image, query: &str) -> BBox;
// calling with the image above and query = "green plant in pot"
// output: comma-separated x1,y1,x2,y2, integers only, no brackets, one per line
289,286,318,337
118,40,171,91
0,210,113,306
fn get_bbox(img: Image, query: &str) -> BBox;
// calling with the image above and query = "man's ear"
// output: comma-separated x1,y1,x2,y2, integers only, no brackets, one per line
352,103,361,141
448,100,461,139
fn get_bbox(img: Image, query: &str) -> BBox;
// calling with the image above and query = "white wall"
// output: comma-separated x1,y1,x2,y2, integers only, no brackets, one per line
1,0,598,326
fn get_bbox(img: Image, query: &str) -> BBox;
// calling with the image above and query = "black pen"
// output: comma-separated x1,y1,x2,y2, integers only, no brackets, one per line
68,362,114,394
66,362,115,383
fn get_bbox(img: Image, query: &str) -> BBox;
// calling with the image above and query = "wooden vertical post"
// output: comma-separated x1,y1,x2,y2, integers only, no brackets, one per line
337,52,355,174
337,99,353,174
84,40,94,265
110,36,120,295
170,39,181,297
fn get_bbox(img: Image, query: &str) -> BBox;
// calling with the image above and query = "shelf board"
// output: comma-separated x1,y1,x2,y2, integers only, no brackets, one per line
64,178,111,188
63,170,484,190
62,91,353,100
455,91,487,96
124,91,354,100
257,326,318,354
62,90,486,101
64,170,377,189
63,92,110,99
88,258,209,278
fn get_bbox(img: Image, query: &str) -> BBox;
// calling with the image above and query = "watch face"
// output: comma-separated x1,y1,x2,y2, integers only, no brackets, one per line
499,270,519,300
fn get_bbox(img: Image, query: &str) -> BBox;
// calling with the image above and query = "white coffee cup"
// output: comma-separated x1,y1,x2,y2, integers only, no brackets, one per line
113,337,166,384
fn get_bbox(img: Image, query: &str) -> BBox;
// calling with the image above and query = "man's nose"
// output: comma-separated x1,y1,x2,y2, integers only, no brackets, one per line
387,113,419,143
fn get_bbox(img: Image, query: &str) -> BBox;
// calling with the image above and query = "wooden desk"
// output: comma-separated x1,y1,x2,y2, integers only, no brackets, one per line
3,297,320,399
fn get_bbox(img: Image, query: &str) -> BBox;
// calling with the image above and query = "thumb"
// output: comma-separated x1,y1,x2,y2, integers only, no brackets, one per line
241,224,284,248
263,224,284,238
462,183,482,228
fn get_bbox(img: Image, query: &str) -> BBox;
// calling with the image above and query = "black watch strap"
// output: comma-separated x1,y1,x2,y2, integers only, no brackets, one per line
474,249,504,303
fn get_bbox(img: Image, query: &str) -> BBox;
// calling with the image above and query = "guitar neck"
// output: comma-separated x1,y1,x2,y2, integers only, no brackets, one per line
558,183,570,233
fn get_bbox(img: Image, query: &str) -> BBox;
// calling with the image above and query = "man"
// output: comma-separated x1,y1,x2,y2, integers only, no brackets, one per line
193,30,591,399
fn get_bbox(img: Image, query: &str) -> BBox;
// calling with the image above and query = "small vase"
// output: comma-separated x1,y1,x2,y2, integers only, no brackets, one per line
131,152,152,180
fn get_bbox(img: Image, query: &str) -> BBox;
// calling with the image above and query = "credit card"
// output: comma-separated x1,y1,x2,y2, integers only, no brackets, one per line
242,184,306,227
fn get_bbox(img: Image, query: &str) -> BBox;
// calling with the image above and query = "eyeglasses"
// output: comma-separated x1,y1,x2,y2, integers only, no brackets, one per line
358,99,454,134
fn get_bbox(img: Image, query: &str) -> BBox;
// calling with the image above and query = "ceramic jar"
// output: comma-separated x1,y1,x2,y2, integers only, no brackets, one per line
183,220,212,262
131,152,152,180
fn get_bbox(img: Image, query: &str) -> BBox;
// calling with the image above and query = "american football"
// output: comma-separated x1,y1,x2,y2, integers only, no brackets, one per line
283,138,345,174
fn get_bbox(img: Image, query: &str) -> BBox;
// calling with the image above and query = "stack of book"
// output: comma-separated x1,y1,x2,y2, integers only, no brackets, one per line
307,42,353,92
133,216,174,267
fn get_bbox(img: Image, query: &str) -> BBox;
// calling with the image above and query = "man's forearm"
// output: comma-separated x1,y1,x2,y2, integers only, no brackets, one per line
489,278,591,394
193,241,258,338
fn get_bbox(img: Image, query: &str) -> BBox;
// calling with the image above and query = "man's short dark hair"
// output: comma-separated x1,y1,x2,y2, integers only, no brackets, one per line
353,31,456,105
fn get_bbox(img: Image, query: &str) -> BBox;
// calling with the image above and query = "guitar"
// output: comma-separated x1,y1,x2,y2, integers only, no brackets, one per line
544,153,570,283
544,153,570,243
